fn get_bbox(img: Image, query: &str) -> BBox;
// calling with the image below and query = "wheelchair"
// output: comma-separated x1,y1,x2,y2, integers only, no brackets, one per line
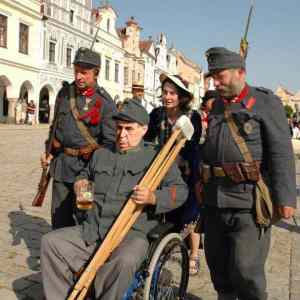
122,222,190,300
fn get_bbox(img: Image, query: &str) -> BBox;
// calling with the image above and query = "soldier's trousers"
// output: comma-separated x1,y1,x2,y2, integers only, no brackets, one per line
51,180,76,229
204,208,271,300
41,226,149,300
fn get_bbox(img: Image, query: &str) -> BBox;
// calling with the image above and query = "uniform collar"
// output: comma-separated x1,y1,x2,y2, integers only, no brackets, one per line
117,143,142,155
223,84,249,105
223,84,256,110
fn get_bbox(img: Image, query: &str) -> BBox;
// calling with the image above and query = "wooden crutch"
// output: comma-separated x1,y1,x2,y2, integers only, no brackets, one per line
67,115,194,300
110,114,194,249
110,136,187,250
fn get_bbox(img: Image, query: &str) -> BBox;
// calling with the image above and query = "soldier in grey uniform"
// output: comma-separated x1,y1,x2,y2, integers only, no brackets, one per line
201,47,296,300
41,99,187,300
41,47,117,229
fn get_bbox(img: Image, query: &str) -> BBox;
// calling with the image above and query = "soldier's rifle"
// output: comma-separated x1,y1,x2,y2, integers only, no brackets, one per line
32,114,59,207
239,3,254,59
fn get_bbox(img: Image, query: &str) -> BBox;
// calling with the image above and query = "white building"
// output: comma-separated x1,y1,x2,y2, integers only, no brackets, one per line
39,0,95,123
0,0,42,123
153,33,177,106
93,4,124,103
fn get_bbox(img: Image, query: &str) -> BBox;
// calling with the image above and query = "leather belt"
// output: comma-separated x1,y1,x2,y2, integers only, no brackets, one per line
64,144,99,157
202,164,225,182
202,161,261,184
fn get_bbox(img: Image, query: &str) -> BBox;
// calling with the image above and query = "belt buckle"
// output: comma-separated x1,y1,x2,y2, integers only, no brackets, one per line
213,167,225,177
202,164,212,183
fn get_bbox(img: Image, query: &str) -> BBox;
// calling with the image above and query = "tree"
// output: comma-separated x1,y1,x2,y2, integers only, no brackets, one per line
284,105,294,119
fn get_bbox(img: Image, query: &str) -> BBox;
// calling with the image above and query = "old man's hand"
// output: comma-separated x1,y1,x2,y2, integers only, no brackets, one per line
277,205,296,219
132,185,156,205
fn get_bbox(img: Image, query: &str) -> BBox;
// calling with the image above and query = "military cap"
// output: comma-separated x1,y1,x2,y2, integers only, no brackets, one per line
73,47,101,68
113,98,149,125
205,47,245,73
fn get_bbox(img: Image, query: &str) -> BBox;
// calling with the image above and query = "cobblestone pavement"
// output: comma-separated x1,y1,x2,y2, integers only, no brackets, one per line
0,124,299,300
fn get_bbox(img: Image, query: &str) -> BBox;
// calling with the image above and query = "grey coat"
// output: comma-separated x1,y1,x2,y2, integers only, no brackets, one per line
202,85,297,209
76,142,188,245
49,82,117,183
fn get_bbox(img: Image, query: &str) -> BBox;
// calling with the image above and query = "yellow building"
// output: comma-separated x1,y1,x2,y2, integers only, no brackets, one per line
275,86,294,107
175,50,203,109
118,17,144,99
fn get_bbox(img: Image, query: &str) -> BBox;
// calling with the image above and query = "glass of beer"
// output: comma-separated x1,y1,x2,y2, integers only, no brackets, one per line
76,181,94,210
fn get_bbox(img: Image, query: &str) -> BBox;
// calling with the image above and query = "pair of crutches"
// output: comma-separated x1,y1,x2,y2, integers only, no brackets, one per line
67,115,194,300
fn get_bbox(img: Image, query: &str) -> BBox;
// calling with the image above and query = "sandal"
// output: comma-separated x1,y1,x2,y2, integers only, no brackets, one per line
189,255,200,276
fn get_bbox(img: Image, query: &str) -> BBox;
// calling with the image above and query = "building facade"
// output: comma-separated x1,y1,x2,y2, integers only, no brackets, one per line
139,38,156,111
39,0,96,123
0,0,42,123
118,16,144,99
93,4,124,103
174,50,203,109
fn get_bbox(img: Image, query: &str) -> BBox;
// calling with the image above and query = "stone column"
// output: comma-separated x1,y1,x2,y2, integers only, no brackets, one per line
7,98,17,124
49,104,55,123
0,88,4,121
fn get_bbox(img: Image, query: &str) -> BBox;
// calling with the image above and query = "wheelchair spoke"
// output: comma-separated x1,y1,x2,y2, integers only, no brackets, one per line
150,242,187,299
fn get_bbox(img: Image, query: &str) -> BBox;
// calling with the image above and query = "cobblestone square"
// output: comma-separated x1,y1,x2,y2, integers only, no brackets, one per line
0,124,299,300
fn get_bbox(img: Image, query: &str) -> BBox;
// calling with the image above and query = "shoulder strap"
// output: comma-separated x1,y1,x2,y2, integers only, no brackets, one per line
224,108,275,225
69,85,98,147
224,109,253,163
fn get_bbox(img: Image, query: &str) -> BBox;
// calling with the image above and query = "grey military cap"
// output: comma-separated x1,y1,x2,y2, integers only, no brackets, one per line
205,47,245,73
113,98,149,125
73,47,101,68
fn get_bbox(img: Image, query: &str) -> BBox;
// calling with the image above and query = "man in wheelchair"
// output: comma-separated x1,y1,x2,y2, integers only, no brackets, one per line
40,99,188,300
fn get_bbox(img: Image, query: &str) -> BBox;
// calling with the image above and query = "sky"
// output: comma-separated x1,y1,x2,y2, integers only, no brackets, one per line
93,0,300,93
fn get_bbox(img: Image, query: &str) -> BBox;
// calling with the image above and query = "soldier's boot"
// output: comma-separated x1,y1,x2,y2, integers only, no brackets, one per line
217,292,238,300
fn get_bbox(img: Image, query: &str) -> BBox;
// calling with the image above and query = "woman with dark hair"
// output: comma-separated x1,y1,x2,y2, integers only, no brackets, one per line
144,73,203,276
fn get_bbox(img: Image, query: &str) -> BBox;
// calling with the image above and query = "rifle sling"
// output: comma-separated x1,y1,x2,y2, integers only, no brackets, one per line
69,85,99,148
224,109,274,226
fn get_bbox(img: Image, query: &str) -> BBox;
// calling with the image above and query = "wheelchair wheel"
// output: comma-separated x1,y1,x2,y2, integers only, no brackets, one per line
143,233,189,300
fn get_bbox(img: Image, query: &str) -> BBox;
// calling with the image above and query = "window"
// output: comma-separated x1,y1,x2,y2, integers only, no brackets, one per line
19,23,29,54
114,62,119,83
0,14,7,48
105,59,110,81
47,4,51,16
106,18,110,32
49,41,56,63
137,72,141,82
70,10,74,24
124,66,129,85
132,70,135,82
66,47,72,67
167,54,170,67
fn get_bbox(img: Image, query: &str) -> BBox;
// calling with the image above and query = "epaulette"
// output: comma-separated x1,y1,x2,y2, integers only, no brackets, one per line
97,86,114,102
255,87,273,95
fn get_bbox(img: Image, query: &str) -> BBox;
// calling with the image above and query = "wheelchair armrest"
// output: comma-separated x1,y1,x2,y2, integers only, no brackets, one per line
147,222,176,240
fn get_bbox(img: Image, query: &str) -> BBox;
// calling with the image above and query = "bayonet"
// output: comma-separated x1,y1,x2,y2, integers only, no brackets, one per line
240,3,254,59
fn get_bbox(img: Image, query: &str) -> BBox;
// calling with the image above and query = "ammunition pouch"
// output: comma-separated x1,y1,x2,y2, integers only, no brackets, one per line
202,161,261,184
222,163,246,183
